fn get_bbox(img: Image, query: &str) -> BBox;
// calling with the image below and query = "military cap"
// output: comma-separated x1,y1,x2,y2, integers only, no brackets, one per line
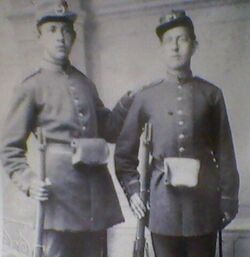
156,10,196,41
36,0,77,27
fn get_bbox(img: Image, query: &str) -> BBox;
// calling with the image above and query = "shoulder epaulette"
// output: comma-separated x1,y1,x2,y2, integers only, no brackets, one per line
142,78,164,91
193,76,220,90
21,68,42,84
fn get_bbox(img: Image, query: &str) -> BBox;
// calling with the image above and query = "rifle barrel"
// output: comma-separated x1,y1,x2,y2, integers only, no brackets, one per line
34,129,46,257
133,123,152,257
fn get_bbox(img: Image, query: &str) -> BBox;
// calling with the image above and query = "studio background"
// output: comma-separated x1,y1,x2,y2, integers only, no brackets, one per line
0,0,249,256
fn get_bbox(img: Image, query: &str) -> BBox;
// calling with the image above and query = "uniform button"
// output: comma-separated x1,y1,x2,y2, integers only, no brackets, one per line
179,134,185,139
177,110,183,115
216,164,219,169
179,147,185,153
90,217,94,222
177,97,183,101
213,158,217,163
74,98,79,104
79,112,84,117
82,126,86,131
178,85,183,90
178,120,184,126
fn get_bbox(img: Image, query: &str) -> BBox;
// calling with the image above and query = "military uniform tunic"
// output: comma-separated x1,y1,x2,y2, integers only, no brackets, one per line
1,59,131,231
115,71,239,236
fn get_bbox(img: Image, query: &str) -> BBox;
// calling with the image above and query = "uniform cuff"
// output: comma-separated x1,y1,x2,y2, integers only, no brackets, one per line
220,197,238,217
126,180,140,199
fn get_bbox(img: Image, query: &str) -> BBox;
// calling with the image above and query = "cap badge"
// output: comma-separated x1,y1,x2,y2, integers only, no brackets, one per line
55,0,69,15
160,10,186,24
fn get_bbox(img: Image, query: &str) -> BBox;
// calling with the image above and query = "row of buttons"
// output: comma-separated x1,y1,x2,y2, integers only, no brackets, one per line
177,83,185,154
67,76,95,225
70,84,87,132
211,150,219,169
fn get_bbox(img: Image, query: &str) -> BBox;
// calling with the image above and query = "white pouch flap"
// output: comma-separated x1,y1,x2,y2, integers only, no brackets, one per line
71,138,110,167
164,158,200,188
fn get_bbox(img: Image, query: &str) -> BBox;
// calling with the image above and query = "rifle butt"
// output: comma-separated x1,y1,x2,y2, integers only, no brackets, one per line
34,202,45,257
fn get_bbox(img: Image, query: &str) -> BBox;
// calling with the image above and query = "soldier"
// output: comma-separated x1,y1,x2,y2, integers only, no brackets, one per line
0,1,136,257
115,10,239,257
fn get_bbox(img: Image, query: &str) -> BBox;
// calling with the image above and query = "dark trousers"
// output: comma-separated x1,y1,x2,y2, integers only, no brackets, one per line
43,230,107,257
151,233,217,257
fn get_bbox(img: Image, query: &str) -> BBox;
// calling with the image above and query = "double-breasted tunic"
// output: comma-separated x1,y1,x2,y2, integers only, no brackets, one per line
1,60,132,231
115,71,239,236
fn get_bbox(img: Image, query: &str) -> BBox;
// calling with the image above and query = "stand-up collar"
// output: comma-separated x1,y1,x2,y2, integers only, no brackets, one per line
165,69,193,84
41,58,72,74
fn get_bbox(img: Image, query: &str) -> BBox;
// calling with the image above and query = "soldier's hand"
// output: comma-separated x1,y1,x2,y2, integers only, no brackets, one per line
119,88,143,110
130,193,146,220
29,178,51,201
221,212,234,229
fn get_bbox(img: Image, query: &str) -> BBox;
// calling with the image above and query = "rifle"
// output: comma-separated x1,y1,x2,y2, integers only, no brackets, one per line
133,123,152,257
33,129,47,257
219,230,223,257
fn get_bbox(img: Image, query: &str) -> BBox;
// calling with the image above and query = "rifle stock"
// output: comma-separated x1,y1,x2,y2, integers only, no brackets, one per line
133,123,152,257
33,129,47,257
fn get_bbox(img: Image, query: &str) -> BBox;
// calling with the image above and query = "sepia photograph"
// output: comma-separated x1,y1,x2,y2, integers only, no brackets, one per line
0,0,249,257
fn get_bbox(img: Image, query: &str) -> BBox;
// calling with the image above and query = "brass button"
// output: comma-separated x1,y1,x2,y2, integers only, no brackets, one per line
177,110,183,115
178,120,184,126
177,97,183,101
179,147,185,152
179,134,185,139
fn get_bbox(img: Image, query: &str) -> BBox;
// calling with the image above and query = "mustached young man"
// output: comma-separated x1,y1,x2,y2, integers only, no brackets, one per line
0,1,136,256
115,10,239,257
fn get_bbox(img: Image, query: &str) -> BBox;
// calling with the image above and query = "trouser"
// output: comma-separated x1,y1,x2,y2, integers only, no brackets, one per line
151,233,217,257
43,229,107,257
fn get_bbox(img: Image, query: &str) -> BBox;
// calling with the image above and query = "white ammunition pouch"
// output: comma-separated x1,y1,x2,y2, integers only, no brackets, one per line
71,138,110,168
164,158,200,188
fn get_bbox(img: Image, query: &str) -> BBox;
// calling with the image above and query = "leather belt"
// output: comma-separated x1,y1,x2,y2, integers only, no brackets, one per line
152,158,165,172
46,139,73,153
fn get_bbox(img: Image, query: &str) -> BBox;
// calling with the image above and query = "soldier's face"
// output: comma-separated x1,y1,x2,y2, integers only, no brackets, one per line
161,26,195,71
39,21,75,62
